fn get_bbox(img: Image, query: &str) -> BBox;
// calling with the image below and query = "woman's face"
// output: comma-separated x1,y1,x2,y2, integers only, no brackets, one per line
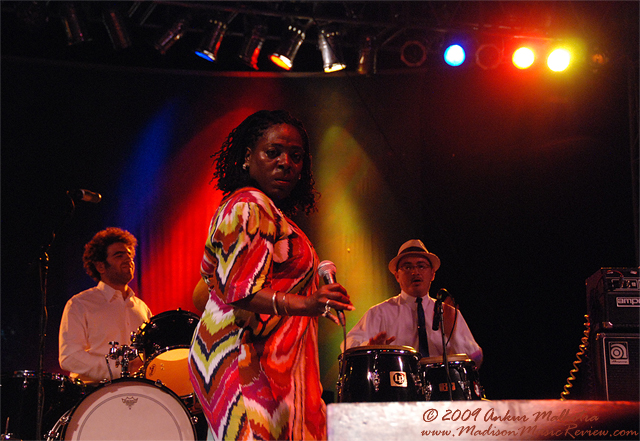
244,123,305,201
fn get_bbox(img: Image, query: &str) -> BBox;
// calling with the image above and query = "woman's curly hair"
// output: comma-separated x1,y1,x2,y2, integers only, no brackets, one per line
211,110,318,216
83,227,137,281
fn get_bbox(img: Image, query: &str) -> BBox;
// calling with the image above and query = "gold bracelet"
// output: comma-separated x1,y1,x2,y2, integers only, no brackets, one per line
272,291,279,315
281,293,290,316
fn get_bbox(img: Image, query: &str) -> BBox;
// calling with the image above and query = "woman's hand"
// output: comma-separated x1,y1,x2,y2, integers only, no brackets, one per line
294,283,354,324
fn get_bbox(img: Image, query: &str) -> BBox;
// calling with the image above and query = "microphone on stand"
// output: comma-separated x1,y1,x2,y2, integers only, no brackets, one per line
68,189,102,203
432,288,449,331
318,260,345,326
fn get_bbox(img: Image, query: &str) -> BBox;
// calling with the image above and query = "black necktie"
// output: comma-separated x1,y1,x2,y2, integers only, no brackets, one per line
416,296,429,357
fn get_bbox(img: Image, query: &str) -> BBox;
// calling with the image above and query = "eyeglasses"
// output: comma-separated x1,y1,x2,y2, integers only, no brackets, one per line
398,263,431,272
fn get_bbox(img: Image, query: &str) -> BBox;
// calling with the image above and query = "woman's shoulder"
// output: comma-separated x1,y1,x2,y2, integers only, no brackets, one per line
223,187,281,216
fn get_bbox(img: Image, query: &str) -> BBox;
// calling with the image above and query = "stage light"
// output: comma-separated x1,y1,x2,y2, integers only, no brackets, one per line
443,44,465,67
270,24,306,70
400,40,427,67
512,47,535,69
102,5,131,50
357,35,377,76
589,47,609,72
195,19,228,62
475,43,502,70
318,25,346,73
547,48,571,72
60,2,91,45
154,14,191,55
238,23,267,70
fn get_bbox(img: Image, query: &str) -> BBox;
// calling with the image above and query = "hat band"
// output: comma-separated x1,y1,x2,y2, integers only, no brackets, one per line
399,246,427,255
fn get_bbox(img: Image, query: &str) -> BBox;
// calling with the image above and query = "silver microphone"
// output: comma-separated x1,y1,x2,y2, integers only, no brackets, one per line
318,260,345,326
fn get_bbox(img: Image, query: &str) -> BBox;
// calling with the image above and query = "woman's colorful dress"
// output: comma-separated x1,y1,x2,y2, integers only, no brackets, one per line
189,188,326,440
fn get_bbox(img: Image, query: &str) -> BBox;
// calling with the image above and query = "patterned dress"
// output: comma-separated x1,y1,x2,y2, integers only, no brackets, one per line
188,188,326,441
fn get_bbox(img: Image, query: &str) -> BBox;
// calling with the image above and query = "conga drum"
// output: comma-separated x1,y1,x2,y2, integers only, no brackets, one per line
419,354,485,401
337,345,422,402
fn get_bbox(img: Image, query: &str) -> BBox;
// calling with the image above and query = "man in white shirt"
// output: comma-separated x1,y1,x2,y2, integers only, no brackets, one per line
58,227,152,384
345,239,483,367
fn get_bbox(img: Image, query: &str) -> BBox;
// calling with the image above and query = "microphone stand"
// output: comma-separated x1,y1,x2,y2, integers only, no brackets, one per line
434,297,454,401
34,194,76,439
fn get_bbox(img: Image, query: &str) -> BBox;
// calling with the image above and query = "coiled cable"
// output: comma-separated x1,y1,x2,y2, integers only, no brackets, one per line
560,314,590,400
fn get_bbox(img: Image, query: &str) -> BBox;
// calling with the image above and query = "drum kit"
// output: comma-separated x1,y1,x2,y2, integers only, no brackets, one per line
337,345,485,403
1,309,208,440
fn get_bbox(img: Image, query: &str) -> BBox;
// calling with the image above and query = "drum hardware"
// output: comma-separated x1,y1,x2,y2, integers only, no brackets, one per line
105,341,139,380
2,370,85,441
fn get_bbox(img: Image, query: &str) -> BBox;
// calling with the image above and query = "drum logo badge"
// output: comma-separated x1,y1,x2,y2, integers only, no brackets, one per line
122,396,139,409
390,371,408,388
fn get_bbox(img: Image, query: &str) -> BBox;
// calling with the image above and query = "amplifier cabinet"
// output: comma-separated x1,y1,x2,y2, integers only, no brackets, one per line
586,268,639,332
590,332,639,401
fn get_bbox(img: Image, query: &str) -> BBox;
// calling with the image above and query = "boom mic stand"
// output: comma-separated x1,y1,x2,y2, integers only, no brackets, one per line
34,193,77,439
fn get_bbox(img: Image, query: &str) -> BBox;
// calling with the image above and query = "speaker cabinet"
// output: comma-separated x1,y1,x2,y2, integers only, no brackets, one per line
590,332,639,401
586,268,639,332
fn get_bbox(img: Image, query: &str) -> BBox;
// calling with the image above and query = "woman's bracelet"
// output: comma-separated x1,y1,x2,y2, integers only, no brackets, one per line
281,293,290,316
272,291,279,315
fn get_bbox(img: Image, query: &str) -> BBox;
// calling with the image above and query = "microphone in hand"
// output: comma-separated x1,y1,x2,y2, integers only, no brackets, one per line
318,260,345,326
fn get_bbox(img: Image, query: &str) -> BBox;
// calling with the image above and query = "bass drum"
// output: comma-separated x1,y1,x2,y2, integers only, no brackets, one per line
47,378,196,440
131,309,200,399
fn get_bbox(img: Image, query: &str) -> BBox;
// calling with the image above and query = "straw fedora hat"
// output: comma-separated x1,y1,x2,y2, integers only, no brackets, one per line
388,239,441,274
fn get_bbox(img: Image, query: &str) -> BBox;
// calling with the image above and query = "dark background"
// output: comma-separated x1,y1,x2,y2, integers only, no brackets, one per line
2,0,638,409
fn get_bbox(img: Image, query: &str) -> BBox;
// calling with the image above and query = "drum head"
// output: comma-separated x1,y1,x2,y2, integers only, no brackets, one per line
144,348,194,397
343,344,418,356
419,353,471,365
62,378,195,440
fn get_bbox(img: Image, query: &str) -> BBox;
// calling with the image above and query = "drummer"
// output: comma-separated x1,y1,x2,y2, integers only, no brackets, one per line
58,227,153,385
345,239,483,367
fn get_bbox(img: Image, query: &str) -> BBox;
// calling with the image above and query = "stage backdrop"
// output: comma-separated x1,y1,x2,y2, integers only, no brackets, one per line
2,55,637,401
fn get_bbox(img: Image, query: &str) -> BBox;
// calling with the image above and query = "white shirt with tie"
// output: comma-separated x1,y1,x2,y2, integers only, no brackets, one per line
345,290,483,366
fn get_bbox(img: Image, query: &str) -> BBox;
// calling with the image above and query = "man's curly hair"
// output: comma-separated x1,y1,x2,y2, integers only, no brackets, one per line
211,110,319,216
83,227,137,282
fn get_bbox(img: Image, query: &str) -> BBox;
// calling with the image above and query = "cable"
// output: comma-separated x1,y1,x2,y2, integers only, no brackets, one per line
560,314,590,400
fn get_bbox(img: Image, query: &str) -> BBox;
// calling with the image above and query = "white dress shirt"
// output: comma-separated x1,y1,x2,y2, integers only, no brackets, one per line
346,291,483,366
58,281,152,383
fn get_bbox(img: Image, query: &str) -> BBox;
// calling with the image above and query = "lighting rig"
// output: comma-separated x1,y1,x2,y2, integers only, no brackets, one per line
1,1,625,75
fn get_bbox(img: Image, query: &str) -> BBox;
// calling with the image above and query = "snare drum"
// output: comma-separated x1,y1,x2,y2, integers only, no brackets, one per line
419,354,485,401
46,378,196,440
337,345,422,402
1,370,84,440
131,309,199,398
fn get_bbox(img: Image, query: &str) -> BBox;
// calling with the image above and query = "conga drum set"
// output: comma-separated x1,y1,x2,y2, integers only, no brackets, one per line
337,345,485,403
1,309,206,440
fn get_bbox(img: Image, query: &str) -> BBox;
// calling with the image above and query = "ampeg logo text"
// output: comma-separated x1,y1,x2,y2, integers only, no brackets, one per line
616,297,640,307
608,341,629,365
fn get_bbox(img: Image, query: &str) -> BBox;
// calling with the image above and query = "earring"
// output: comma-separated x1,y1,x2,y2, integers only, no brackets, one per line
242,163,249,170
